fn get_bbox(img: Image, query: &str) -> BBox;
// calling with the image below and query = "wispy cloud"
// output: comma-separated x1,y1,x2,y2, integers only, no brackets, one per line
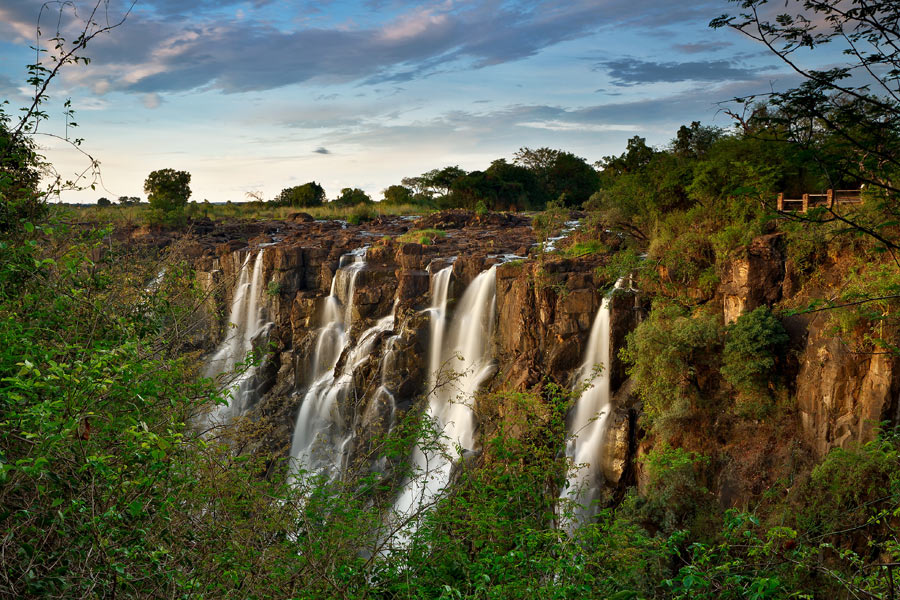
517,120,643,133
599,57,760,86
142,93,162,109
0,0,741,97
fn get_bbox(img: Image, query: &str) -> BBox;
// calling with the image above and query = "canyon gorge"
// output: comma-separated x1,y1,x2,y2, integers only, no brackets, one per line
140,209,900,523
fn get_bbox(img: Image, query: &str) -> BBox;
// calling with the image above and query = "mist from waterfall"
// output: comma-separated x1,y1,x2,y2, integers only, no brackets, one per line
392,265,497,523
202,249,270,428
561,279,623,526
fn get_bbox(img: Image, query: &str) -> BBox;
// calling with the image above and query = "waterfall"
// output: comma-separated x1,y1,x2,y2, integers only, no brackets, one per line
392,265,497,523
561,279,623,525
289,248,390,481
426,266,453,392
202,249,270,427
309,248,366,379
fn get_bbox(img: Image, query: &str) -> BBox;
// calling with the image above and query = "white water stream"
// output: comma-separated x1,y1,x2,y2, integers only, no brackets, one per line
561,279,623,525
289,248,399,481
202,249,271,428
392,265,497,522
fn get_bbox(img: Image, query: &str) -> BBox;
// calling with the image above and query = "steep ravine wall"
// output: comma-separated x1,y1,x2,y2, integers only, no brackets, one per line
716,233,900,461
190,217,900,506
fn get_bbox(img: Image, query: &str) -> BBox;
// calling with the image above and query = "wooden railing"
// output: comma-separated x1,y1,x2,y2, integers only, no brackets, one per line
777,189,862,213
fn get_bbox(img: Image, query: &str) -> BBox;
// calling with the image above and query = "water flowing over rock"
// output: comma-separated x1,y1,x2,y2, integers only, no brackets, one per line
289,248,376,480
392,265,498,523
561,279,623,525
201,249,272,428
137,210,900,539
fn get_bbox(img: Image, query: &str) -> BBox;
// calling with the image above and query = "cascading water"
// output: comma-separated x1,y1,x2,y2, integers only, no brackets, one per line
291,314,395,480
560,279,623,525
392,265,497,522
289,248,390,481
202,249,270,428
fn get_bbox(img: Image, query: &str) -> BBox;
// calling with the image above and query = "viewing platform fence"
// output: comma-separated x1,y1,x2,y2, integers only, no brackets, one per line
776,189,863,213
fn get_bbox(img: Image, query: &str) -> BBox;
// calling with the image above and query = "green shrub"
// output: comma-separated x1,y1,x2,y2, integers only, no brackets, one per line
625,443,713,534
0,116,44,234
566,239,606,257
721,306,789,418
397,227,447,245
346,202,376,225
621,305,723,435
794,438,900,536
647,206,719,300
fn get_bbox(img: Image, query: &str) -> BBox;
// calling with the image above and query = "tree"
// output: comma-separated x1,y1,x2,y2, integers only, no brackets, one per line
400,175,431,199
422,166,467,197
333,187,372,207
96,197,111,206
144,169,191,224
672,121,723,158
513,147,560,178
117,196,140,205
545,151,599,206
381,184,414,205
711,0,900,255
485,159,548,209
515,148,599,207
274,182,325,207
598,136,655,178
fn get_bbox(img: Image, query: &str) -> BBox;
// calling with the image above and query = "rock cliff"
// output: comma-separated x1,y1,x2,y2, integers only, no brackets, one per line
159,211,900,507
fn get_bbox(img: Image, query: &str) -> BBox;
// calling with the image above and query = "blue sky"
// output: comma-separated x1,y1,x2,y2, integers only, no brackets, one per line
0,0,811,203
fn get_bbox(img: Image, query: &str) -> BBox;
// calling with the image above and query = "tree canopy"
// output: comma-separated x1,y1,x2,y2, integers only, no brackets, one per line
0,115,43,233
381,184,414,205
144,169,191,224
333,187,372,207
274,182,325,207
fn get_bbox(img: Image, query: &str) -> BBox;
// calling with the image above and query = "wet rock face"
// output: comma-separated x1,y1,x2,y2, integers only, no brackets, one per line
184,215,900,508
608,290,644,391
708,233,900,458
192,211,544,462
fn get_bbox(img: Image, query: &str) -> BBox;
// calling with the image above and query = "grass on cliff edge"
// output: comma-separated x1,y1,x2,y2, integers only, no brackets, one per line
395,228,447,245
61,201,433,226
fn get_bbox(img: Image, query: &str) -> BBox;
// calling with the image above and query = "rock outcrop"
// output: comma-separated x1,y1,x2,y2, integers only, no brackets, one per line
795,318,900,457
718,233,785,324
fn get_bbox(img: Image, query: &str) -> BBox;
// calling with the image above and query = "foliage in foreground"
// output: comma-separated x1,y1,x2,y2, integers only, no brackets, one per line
2,217,899,598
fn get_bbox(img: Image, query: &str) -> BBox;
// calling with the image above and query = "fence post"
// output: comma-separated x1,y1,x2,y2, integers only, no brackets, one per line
777,193,784,211
827,189,834,209
802,193,809,213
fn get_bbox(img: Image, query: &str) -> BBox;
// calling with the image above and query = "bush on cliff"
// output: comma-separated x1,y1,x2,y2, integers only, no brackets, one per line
622,305,724,436
721,306,790,418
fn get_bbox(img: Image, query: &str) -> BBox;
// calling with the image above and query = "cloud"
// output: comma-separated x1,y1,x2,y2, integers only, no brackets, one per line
673,41,733,54
517,120,643,133
600,57,760,86
313,146,331,154
142,93,162,109
3,0,739,97
0,73,28,103
139,0,274,16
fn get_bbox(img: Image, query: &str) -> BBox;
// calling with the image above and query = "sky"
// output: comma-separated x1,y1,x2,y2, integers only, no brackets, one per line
0,0,817,204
